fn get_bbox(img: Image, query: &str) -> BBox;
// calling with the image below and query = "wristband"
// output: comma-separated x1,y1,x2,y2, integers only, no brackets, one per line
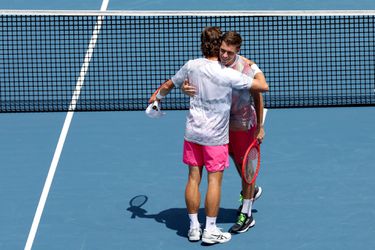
251,64,262,75
156,90,165,100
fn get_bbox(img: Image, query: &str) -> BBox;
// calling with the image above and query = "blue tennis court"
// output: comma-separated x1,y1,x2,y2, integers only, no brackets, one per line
1,1,375,250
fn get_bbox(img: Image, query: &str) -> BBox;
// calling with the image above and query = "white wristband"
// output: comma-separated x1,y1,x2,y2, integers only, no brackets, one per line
156,90,165,100
251,64,262,75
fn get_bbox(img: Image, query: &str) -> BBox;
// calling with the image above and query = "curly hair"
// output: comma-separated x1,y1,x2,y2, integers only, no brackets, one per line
200,27,222,57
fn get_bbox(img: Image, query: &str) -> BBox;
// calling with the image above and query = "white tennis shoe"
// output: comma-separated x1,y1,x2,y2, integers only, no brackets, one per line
187,227,202,241
202,227,231,244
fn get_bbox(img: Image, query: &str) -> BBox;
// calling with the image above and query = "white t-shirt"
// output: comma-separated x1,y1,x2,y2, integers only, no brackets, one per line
171,58,254,145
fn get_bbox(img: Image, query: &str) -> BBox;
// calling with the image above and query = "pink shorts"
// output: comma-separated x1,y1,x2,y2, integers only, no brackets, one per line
183,140,229,172
229,126,257,166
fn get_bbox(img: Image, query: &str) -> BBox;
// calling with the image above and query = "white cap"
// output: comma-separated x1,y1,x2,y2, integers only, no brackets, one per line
145,100,165,118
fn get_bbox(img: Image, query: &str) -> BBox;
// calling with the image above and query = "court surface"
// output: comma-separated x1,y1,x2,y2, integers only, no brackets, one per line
1,1,375,250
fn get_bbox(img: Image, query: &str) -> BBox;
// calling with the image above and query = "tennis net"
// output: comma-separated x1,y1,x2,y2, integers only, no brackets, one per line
1,10,374,112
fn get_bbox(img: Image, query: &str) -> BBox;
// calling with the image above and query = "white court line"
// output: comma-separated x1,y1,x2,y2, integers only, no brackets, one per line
24,1,109,249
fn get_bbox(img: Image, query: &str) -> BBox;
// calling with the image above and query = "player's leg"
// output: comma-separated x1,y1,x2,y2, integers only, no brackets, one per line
229,128,262,206
202,170,232,244
183,140,204,241
205,170,222,218
229,128,259,233
185,166,203,214
201,145,231,244
229,168,256,234
185,165,203,241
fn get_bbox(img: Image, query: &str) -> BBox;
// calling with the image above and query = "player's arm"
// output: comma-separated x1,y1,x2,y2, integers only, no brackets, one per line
238,56,268,92
148,79,175,103
149,60,191,102
249,76,268,92
251,86,265,143
239,55,267,141
229,69,267,92
249,62,267,142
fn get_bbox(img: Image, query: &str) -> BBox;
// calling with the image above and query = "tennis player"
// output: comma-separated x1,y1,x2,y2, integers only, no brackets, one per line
182,31,267,234
148,27,268,244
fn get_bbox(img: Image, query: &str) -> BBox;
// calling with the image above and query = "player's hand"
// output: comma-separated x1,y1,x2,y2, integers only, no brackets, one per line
148,87,161,104
255,125,265,144
181,80,196,97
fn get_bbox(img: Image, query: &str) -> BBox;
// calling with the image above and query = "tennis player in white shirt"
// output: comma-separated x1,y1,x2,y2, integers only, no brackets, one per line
148,27,268,244
183,31,267,234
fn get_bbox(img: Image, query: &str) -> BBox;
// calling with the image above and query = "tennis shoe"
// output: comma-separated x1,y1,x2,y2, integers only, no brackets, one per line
202,227,231,244
188,227,202,241
229,213,255,234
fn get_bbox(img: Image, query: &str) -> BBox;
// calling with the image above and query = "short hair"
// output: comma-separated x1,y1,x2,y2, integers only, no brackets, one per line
222,31,242,50
200,27,222,57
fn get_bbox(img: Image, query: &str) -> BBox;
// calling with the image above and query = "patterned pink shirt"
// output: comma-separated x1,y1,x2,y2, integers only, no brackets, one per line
229,55,257,131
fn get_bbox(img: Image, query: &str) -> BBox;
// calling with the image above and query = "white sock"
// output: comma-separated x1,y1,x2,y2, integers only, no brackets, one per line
188,213,200,229
241,199,253,216
205,216,217,232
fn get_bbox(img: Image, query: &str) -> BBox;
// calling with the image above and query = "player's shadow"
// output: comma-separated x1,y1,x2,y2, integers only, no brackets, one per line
126,195,257,239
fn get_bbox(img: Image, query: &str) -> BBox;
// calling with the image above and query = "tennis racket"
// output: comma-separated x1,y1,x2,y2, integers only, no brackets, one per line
241,139,261,185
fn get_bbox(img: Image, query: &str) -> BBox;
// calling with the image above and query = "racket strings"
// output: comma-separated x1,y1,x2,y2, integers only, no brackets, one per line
245,148,259,182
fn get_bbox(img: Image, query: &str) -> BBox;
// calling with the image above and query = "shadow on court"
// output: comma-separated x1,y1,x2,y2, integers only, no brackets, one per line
126,195,257,239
